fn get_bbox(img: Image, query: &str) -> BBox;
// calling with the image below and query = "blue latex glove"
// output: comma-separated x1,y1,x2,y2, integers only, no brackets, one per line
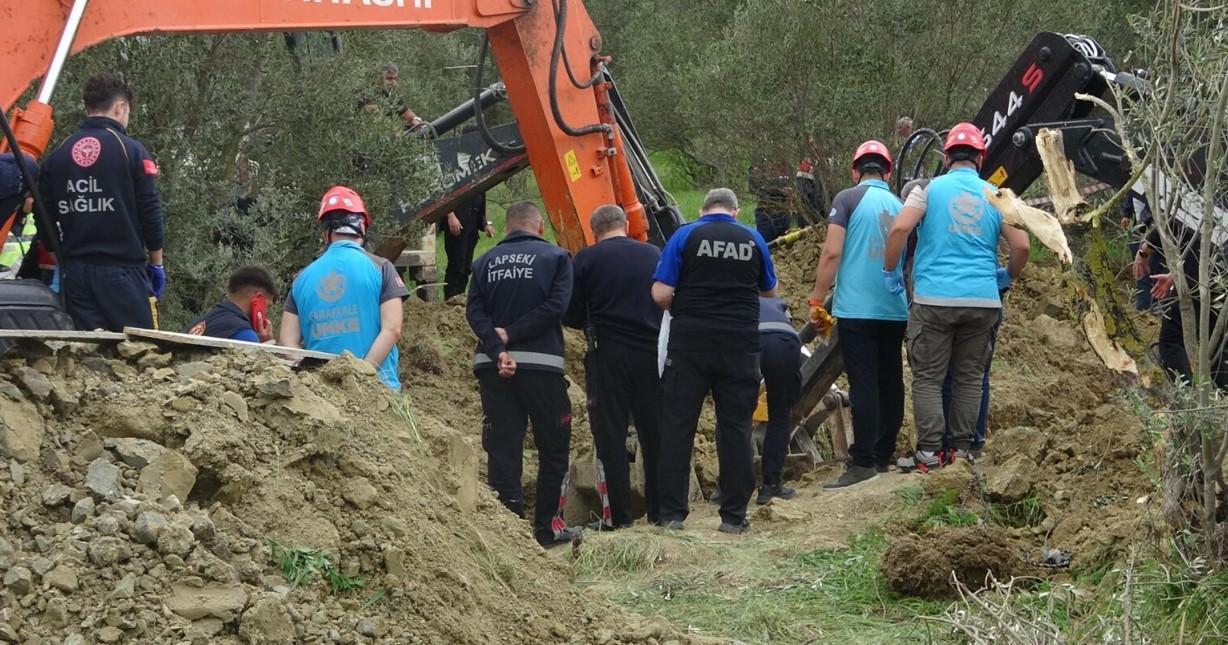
147,264,166,299
996,267,1012,291
883,268,905,295
49,266,60,294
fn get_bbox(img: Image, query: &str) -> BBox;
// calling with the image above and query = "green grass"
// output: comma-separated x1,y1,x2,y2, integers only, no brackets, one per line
267,539,365,594
573,529,951,644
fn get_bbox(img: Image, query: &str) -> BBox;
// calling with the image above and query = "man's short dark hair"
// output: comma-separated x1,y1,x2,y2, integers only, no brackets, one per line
83,73,134,114
854,154,889,176
589,204,627,237
228,266,278,299
946,146,981,166
506,201,543,231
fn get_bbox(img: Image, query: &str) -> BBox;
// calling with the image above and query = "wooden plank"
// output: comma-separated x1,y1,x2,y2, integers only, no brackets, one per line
793,326,845,423
394,250,436,269
0,329,126,341
122,327,338,361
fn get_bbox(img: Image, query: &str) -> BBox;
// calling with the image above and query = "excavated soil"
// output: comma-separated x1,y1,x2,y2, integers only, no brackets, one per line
0,338,720,644
881,525,1027,599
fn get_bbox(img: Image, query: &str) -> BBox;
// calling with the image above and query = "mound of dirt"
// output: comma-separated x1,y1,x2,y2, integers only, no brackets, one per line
881,525,1027,599
0,338,711,645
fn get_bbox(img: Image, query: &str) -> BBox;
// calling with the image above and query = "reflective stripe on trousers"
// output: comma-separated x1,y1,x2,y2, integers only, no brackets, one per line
473,351,566,370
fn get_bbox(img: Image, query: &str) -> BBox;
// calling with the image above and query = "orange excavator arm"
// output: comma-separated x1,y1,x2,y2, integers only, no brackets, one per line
1,0,653,252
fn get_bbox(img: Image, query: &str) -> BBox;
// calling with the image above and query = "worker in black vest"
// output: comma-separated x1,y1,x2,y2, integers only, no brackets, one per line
443,191,495,299
756,295,801,504
652,188,778,535
39,72,165,331
184,266,277,343
466,201,580,548
565,204,664,529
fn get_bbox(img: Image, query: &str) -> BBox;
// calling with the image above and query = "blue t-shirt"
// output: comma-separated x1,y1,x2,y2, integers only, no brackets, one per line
913,168,1003,308
286,241,410,389
827,179,908,321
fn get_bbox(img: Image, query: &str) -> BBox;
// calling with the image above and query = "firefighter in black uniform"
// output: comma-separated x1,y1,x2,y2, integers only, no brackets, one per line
756,295,801,504
651,188,779,534
564,205,664,529
39,73,165,331
466,201,581,548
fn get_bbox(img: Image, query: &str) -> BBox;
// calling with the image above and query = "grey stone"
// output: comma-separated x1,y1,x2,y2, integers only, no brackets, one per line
160,494,183,512
175,362,213,380
31,556,55,575
341,477,379,510
88,537,132,566
71,430,104,466
189,515,216,542
96,625,123,643
8,460,24,485
3,565,32,594
113,497,141,519
105,437,165,469
256,377,294,399
62,635,86,645
157,522,195,556
44,564,79,593
0,395,44,462
239,592,296,644
136,352,173,369
166,582,248,621
16,367,52,400
109,573,136,599
71,497,95,524
356,619,376,637
139,450,197,504
42,596,69,627
85,458,122,500
117,341,158,360
94,513,122,536
0,623,20,642
41,483,72,506
132,511,168,545
221,391,249,422
0,535,14,570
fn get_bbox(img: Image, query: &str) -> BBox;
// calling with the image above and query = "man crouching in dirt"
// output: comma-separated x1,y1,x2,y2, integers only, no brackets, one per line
466,201,582,548
652,188,778,535
883,124,1029,472
280,186,409,390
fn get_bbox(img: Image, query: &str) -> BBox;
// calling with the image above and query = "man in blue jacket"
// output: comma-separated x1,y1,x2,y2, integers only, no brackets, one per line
281,186,409,390
39,73,165,331
756,295,801,503
185,266,278,343
652,188,778,535
467,201,581,548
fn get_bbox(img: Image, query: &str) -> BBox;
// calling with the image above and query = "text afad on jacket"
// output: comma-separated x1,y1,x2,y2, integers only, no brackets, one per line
696,239,754,261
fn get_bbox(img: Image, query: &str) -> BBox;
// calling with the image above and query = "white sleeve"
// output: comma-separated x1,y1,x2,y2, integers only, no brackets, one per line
904,185,929,211
657,311,671,377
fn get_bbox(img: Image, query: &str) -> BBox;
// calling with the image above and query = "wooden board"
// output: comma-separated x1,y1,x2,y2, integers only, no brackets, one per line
0,329,126,341
122,327,337,361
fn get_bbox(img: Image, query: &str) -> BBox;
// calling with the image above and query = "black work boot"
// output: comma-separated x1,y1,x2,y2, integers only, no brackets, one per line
718,519,751,535
822,465,878,489
756,484,797,505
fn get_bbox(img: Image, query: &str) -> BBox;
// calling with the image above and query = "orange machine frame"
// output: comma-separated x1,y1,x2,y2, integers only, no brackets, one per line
0,0,649,252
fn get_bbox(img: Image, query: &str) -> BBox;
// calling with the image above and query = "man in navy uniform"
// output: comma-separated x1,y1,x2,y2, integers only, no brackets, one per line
40,72,165,331
651,188,778,535
755,295,801,503
185,266,278,343
565,204,664,529
467,201,581,548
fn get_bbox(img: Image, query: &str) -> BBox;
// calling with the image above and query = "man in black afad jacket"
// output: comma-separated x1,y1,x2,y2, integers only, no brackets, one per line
466,201,581,548
564,205,664,529
40,73,165,331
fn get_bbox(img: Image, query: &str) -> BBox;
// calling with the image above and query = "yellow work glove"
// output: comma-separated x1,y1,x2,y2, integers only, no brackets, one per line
808,299,835,338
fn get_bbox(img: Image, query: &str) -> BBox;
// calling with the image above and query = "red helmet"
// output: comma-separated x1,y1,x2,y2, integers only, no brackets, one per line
317,186,371,228
943,123,987,153
852,140,893,172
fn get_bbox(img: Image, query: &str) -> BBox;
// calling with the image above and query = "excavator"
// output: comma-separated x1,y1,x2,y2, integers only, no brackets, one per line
0,0,684,327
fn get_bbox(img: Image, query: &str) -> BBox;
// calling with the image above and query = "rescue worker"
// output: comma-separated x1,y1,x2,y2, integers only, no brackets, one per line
564,204,664,528
185,266,278,343
280,186,409,389
442,190,495,299
809,141,909,487
466,201,580,547
883,124,1030,471
749,159,793,243
38,72,165,331
0,152,37,232
651,187,778,534
361,63,427,132
756,295,801,503
0,213,37,278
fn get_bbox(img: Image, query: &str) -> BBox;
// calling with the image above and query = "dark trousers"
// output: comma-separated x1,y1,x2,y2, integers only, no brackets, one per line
659,349,759,526
839,318,907,468
477,369,573,545
760,334,802,486
443,229,481,299
62,262,154,332
585,340,663,525
941,311,1003,449
1129,241,1155,311
1157,299,1228,388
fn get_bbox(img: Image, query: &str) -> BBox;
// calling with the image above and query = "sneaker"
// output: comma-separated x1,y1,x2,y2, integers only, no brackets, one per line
897,449,944,474
874,462,892,474
538,526,582,549
756,484,797,505
660,519,686,531
718,520,751,535
952,449,976,465
823,465,878,489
